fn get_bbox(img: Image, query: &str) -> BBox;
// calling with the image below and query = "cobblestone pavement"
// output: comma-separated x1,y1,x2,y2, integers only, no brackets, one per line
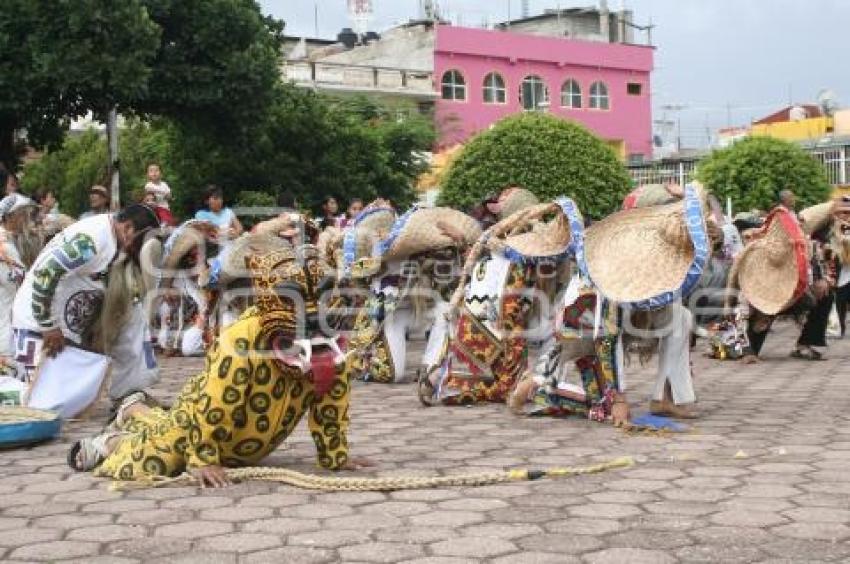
2,322,849,563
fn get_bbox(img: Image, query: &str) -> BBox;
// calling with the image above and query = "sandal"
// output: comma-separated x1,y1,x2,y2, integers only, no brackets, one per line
67,431,123,472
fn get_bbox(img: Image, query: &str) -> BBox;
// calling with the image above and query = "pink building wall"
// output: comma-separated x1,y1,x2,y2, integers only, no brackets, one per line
434,25,654,160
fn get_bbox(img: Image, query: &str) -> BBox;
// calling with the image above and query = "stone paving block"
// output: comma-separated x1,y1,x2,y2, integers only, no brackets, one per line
154,520,233,539
771,522,850,541
287,503,354,519
735,484,801,499
197,532,281,553
584,547,676,564
642,501,718,517
3,502,79,518
430,537,517,558
2,494,49,507
197,505,274,522
400,558,477,564
10,540,101,561
586,491,656,505
709,510,787,528
544,518,622,536
59,557,139,564
0,517,27,531
289,528,372,548
116,508,193,526
80,500,157,514
237,493,309,507
437,497,509,511
106,537,192,559
146,552,236,564
408,510,484,528
0,527,62,547
568,503,642,519
242,516,321,535
719,497,794,513
240,546,335,564
374,526,456,544
322,513,400,531
67,524,147,542
758,537,850,561
675,544,765,563
160,496,233,510
317,491,387,505
460,523,542,539
360,501,431,517
338,541,424,562
516,533,602,555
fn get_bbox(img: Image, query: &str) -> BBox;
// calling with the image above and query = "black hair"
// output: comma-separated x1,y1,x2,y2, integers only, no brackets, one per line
348,198,363,206
277,190,298,209
116,204,160,232
0,168,8,190
321,195,337,207
204,184,224,203
33,188,53,204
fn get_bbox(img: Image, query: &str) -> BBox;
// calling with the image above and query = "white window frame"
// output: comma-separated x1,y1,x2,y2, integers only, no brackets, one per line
589,81,610,110
520,75,549,112
483,72,507,105
441,70,466,101
560,79,582,109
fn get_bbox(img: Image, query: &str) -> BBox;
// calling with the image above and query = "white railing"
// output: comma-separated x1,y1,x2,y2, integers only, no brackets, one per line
283,60,435,97
629,143,850,188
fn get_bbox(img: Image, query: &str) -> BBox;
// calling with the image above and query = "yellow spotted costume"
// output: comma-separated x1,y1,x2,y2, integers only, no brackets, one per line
96,246,351,480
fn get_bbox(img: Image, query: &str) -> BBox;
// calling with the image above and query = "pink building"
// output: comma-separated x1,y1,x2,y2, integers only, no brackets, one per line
434,24,654,162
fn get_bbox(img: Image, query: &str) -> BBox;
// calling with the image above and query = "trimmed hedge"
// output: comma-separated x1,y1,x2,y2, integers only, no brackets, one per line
437,113,632,218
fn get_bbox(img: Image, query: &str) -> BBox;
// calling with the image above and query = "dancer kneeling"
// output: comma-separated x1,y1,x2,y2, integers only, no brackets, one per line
69,246,369,487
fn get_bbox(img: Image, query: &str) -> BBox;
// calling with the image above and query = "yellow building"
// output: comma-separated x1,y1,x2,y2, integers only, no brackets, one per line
750,116,833,142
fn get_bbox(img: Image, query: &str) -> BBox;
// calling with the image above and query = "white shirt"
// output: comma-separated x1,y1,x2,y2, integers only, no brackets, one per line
12,215,117,343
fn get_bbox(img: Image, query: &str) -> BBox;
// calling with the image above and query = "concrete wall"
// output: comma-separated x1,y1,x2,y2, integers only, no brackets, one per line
750,116,834,142
433,24,654,159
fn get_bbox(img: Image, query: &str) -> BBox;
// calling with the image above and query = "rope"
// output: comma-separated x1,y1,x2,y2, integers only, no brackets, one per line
108,456,634,492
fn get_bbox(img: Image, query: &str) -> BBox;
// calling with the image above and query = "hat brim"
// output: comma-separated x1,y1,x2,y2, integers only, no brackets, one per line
581,185,709,309
379,207,482,262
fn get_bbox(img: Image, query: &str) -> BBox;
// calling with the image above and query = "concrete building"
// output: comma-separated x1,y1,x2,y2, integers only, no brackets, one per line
282,4,655,162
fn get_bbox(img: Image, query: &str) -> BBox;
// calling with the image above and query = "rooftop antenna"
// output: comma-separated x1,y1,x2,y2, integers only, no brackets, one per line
521,0,530,18
817,88,840,117
347,0,373,37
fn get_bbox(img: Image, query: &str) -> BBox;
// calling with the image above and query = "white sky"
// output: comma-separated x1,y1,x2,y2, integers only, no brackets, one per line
260,0,850,148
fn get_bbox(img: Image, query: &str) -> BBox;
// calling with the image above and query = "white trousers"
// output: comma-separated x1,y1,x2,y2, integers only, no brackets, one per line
651,302,696,405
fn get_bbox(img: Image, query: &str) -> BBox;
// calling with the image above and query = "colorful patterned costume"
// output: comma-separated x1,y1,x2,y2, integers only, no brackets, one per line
433,255,533,404
96,247,351,480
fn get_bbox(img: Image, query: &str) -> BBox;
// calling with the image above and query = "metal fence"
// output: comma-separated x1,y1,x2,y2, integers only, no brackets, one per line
628,142,850,188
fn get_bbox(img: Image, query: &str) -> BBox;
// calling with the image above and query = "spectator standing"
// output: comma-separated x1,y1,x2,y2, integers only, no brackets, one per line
79,185,110,219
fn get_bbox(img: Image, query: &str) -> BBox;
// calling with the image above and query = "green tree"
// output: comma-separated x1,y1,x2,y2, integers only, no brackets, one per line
0,0,283,172
437,113,631,218
696,136,831,211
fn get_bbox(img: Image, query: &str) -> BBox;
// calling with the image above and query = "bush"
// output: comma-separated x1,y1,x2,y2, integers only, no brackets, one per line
437,113,632,218
696,136,831,211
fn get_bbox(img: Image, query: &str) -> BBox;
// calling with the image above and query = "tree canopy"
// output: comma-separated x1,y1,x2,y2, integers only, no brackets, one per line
437,113,632,218
0,0,283,170
696,136,831,211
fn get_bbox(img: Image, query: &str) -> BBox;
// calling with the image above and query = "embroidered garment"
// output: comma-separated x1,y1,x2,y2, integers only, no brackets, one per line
12,215,117,344
436,255,532,404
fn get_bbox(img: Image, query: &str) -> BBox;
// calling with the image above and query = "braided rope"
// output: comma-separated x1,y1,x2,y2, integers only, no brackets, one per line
109,456,634,492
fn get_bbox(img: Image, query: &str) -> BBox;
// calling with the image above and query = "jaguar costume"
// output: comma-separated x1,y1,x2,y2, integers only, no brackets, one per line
84,245,352,480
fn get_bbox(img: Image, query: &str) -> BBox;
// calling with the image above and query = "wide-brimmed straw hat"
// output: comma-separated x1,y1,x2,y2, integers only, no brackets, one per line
799,201,835,235
341,206,396,278
378,206,481,262
210,232,291,288
487,198,584,263
497,187,540,219
622,184,678,210
729,207,808,315
159,220,217,271
580,184,710,310
729,206,809,315
0,194,36,221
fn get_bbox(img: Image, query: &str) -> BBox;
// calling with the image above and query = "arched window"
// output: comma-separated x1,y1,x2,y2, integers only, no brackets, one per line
520,75,549,111
589,81,609,110
483,72,506,104
441,70,466,101
560,79,582,109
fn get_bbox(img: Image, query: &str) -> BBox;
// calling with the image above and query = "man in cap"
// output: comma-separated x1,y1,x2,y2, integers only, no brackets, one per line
79,185,111,219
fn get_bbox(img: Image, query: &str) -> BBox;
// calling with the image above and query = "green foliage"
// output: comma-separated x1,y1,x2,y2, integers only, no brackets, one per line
0,0,283,170
20,121,176,216
21,90,436,219
437,113,631,218
696,136,831,211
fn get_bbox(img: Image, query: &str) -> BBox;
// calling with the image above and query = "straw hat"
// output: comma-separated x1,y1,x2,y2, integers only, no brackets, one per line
497,187,540,219
730,207,808,315
799,201,835,235
488,198,584,263
160,220,216,271
340,206,396,278
378,207,481,262
622,184,677,210
0,194,36,221
580,184,710,309
214,232,292,287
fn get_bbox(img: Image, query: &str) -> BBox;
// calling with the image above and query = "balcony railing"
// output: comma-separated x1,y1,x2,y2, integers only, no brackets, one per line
283,60,436,98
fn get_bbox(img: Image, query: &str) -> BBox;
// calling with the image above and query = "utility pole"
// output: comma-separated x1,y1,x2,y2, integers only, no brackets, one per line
106,107,120,211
